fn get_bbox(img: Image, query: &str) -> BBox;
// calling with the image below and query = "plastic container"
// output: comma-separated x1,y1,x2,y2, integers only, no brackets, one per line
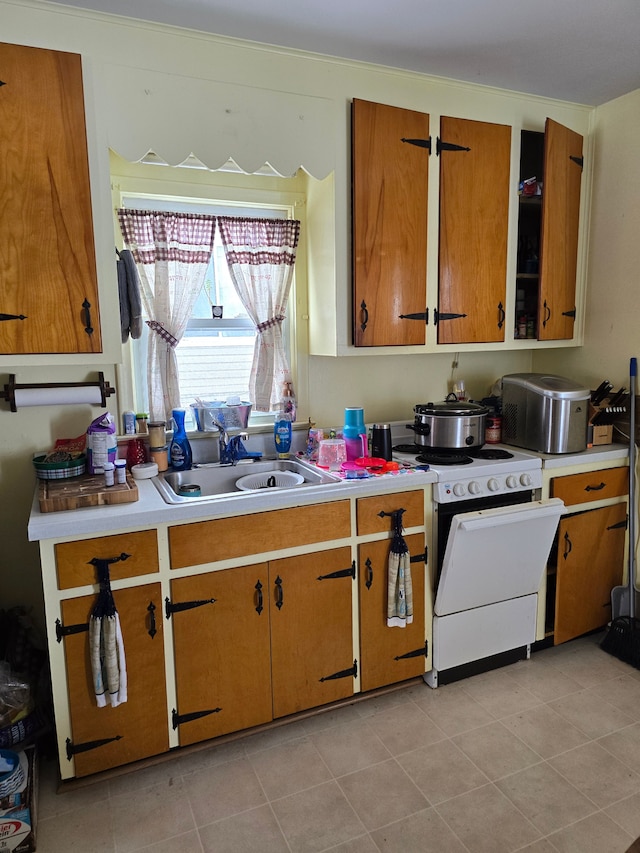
103,462,115,487
169,408,192,471
122,410,136,435
343,407,366,461
114,458,127,484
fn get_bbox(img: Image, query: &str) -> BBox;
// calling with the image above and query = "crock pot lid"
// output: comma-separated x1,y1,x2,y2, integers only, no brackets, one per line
415,401,489,416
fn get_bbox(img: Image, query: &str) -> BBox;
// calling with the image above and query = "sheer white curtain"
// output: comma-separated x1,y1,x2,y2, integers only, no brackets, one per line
217,217,301,412
118,209,216,420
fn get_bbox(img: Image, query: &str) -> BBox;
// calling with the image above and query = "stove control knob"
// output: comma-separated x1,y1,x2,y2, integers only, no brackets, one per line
468,481,481,495
453,483,466,497
506,475,518,489
520,473,533,487
488,478,500,492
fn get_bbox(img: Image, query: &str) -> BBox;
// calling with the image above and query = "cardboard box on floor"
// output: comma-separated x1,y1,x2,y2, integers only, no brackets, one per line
0,745,37,852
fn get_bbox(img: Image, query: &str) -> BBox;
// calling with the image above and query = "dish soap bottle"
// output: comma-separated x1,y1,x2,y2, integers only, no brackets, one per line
274,410,292,459
169,408,192,470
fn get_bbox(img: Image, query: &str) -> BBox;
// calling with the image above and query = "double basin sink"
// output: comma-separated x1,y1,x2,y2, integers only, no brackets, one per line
153,458,341,504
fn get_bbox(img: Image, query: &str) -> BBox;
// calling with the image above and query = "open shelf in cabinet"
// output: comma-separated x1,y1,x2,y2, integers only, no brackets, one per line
515,130,544,340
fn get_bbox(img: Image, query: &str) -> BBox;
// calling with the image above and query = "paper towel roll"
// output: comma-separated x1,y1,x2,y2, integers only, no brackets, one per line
13,386,104,407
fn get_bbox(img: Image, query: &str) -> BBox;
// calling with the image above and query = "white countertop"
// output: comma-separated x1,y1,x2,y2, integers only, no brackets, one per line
27,464,437,542
513,442,629,469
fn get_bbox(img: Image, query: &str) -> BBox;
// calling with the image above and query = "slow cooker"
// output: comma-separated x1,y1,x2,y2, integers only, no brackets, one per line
407,401,489,450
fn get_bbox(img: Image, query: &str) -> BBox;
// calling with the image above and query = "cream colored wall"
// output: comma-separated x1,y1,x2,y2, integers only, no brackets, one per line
532,88,640,391
0,0,613,626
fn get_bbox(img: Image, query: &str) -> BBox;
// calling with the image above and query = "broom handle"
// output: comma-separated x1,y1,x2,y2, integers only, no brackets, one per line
630,357,636,619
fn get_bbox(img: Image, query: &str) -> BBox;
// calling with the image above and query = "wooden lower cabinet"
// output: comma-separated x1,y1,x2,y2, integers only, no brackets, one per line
170,547,355,744
358,534,427,691
60,583,168,777
554,503,627,644
270,547,355,718
170,564,272,746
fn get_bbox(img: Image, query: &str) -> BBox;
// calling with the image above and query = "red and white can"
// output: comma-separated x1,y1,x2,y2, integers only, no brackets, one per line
485,414,502,444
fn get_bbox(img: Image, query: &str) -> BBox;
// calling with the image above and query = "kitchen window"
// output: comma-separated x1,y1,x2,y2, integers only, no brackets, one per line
112,158,308,428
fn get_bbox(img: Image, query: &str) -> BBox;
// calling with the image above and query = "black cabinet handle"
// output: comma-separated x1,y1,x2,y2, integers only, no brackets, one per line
255,580,264,615
563,531,572,560
275,575,284,610
359,300,369,333
365,558,373,590
82,298,94,336
543,300,551,327
585,482,606,492
147,601,157,639
497,301,505,330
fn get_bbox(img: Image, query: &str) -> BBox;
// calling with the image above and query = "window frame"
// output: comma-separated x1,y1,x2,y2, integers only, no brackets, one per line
111,155,309,431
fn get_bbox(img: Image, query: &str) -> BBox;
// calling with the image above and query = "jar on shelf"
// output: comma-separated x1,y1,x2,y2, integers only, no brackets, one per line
148,421,166,447
135,413,149,434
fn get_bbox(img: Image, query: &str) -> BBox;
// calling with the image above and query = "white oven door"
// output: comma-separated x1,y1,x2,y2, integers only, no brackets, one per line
434,498,564,616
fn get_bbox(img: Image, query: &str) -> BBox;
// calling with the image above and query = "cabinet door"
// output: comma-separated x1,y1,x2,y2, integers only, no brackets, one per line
170,565,272,746
554,503,626,645
61,583,167,776
352,99,430,347
0,42,101,354
538,119,583,341
270,547,354,717
438,116,511,344
358,534,427,691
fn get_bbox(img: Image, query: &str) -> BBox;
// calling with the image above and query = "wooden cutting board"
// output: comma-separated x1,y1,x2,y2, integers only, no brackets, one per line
38,473,139,512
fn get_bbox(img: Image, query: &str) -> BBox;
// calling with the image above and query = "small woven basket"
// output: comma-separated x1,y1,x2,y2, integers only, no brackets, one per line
33,454,86,480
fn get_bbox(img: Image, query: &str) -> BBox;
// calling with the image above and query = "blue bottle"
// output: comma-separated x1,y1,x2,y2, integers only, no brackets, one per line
274,411,292,459
170,408,192,470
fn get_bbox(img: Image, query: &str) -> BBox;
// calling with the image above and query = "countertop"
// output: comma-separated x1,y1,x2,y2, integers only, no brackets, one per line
27,462,437,542
514,442,629,469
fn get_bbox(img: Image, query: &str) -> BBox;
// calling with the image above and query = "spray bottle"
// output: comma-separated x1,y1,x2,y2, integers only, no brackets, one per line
169,408,192,470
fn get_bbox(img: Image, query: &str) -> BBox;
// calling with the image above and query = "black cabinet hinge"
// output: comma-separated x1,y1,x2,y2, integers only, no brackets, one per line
562,308,577,319
320,660,358,682
165,596,216,618
410,550,428,564
394,641,428,661
401,136,432,152
172,707,221,729
569,155,584,169
436,138,471,155
0,313,27,322
55,618,89,643
317,561,356,581
607,518,628,531
434,309,467,324
66,734,122,760
399,310,429,324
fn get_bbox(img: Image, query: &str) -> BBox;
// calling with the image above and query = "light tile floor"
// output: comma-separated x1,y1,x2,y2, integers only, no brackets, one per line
36,632,640,852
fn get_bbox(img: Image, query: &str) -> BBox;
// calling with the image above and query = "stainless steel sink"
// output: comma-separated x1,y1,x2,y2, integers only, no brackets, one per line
152,458,341,504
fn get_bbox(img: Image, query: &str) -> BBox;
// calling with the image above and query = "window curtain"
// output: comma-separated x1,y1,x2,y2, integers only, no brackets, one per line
217,216,301,412
117,209,216,420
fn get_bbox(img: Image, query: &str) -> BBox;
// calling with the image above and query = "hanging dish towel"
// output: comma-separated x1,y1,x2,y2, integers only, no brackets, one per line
116,248,143,343
387,509,413,628
89,557,128,708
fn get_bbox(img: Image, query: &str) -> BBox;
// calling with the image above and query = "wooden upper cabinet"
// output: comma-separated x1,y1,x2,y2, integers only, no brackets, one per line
438,116,511,344
538,118,583,341
352,99,429,347
0,42,101,354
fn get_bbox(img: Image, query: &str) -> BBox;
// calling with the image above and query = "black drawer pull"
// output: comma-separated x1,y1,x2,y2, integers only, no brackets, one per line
585,482,606,492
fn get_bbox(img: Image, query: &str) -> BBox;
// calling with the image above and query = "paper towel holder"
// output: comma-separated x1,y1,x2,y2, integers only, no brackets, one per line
1,372,115,412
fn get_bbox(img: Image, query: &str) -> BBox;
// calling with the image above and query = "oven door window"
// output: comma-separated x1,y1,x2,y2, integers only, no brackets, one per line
434,499,564,616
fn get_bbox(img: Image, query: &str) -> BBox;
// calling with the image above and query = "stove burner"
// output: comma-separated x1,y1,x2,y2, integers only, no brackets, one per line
416,452,474,466
392,444,423,454
467,447,514,460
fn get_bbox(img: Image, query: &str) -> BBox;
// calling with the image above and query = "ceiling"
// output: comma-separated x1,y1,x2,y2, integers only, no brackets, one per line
44,0,640,106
